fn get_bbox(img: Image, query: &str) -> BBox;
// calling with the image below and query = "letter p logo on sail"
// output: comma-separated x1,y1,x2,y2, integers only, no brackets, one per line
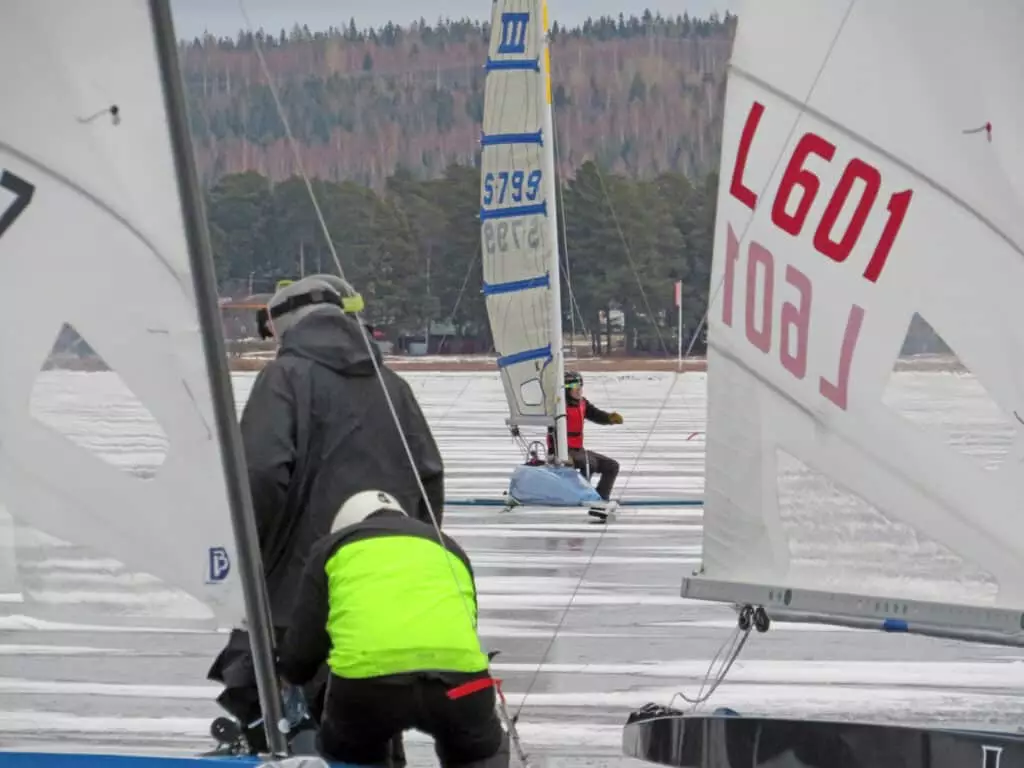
498,13,529,54
207,546,231,583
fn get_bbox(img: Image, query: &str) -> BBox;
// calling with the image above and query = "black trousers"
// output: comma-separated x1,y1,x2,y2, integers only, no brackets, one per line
207,629,407,761
320,671,508,768
569,448,619,500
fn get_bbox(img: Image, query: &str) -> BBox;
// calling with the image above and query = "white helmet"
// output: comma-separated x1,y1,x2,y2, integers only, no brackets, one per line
331,490,406,533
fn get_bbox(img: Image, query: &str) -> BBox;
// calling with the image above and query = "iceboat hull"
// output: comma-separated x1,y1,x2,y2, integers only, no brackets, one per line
507,464,603,507
622,706,1024,767
0,752,359,767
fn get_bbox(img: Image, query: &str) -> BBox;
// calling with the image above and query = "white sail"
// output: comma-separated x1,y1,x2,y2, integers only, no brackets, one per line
689,0,1024,638
480,0,566,439
0,503,21,601
0,0,243,627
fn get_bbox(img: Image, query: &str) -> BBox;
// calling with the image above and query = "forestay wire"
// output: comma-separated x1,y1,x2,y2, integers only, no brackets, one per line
235,4,675,752
510,42,691,722
234,4,671,753
659,0,860,715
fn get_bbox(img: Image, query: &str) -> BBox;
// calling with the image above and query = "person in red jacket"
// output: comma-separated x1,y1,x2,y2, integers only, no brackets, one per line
548,371,623,500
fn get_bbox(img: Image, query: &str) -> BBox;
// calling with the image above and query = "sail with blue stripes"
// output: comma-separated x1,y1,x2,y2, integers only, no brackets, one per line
480,0,564,430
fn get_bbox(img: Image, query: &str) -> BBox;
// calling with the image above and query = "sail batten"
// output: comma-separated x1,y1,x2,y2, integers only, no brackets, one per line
480,131,544,146
693,0,1024,632
483,275,551,294
497,346,553,369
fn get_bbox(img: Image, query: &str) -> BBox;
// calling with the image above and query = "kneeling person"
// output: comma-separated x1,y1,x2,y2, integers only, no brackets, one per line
278,490,508,767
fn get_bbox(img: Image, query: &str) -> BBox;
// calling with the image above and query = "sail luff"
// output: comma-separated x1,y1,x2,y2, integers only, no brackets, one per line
480,0,565,443
148,0,287,754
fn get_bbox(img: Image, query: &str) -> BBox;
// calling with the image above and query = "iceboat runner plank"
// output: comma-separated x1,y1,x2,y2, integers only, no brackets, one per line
683,575,1024,646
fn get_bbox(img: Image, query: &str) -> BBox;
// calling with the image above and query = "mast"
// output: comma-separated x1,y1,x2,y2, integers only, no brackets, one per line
148,0,288,756
540,0,568,464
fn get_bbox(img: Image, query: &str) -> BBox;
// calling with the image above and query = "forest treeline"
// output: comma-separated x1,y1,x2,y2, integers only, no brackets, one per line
180,12,735,189
190,11,945,358
207,162,718,355
207,160,949,358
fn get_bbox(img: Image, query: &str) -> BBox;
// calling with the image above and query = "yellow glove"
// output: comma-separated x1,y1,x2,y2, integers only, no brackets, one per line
609,412,623,424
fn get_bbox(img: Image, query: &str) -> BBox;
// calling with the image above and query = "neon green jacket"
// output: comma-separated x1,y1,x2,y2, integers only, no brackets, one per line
278,510,488,682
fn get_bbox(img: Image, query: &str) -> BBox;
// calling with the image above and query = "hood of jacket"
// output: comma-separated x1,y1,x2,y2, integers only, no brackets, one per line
277,306,381,376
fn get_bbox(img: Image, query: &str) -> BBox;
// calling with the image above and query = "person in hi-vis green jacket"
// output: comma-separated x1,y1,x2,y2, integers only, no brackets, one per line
278,490,509,767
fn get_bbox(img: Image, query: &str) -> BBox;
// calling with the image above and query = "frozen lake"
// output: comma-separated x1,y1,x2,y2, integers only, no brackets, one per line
1,368,1022,765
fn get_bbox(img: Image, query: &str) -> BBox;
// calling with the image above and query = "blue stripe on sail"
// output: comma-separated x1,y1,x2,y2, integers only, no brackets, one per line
485,57,540,72
479,202,546,221
483,275,549,295
480,130,543,147
497,345,551,368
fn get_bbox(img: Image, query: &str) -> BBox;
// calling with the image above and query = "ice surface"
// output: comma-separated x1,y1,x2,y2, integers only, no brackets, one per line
2,369,1021,764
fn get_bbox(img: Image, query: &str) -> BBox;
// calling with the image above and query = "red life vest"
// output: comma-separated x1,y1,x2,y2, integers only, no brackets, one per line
565,398,586,449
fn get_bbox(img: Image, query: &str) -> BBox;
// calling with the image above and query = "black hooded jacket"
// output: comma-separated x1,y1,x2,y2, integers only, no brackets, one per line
240,309,445,624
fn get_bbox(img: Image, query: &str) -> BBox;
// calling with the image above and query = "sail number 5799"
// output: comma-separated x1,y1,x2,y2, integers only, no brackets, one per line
483,169,542,206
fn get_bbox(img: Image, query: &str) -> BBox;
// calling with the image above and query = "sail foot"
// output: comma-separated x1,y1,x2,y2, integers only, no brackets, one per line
683,575,1024,647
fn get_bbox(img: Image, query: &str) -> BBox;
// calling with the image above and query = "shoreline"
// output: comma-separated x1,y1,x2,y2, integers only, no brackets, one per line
43,354,967,374
229,353,967,373
229,356,710,372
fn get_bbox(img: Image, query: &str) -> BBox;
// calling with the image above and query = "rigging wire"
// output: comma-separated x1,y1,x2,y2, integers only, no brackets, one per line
386,188,483,361
507,19,694,723
232,9,658,752
233,11,512,759
646,0,861,716
678,0,859,366
672,623,750,709
216,6,622,762
383,194,487,422
552,123,589,354
590,162,673,357
233,0,857,748
235,5,446,546
511,367,683,721
509,20,709,714
518,0,862,723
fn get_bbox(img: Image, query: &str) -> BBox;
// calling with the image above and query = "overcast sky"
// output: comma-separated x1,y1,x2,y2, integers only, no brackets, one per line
171,0,734,38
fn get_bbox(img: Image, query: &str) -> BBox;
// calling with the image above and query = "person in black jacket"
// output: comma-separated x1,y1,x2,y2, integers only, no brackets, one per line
206,274,445,756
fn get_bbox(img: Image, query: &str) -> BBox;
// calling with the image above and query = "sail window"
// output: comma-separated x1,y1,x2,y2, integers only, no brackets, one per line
775,447,997,605
29,323,169,477
519,378,544,407
883,313,1014,471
